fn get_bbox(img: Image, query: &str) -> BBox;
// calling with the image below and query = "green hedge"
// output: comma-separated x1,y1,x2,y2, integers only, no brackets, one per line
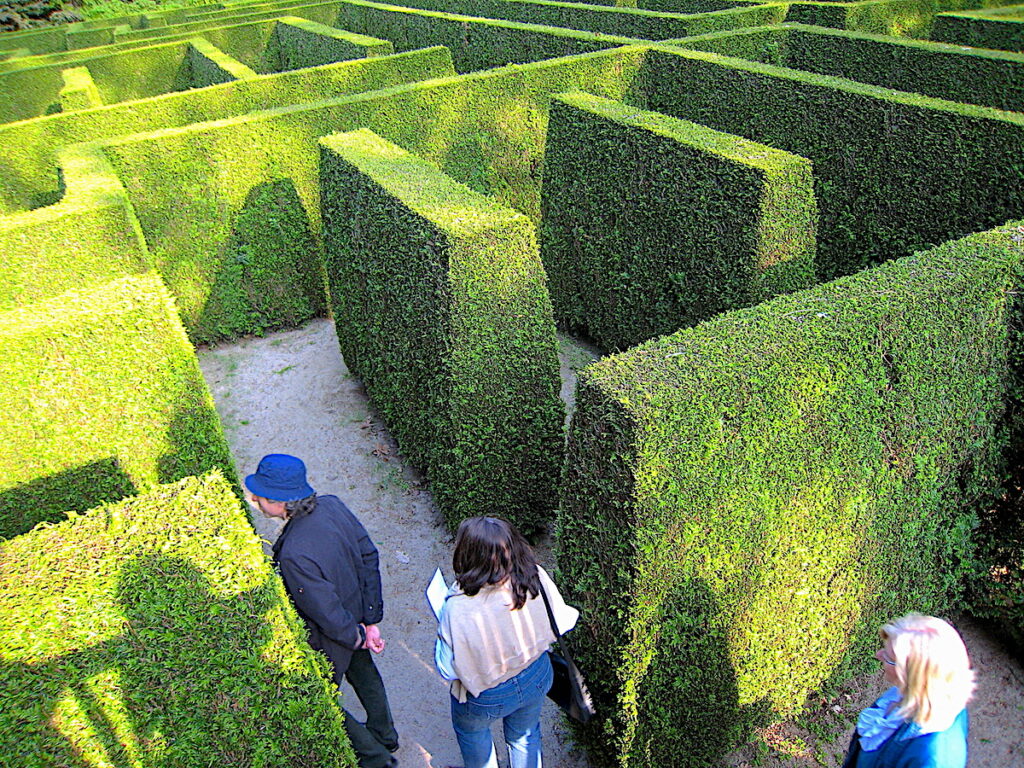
672,24,1024,111
782,0,1021,38
320,129,563,533
376,0,788,40
268,16,394,70
187,37,259,84
0,471,356,767
59,66,105,112
932,7,1024,50
0,41,193,125
636,46,1024,281
0,143,151,310
98,46,649,343
0,49,454,340
0,272,234,540
557,222,1024,768
541,92,816,351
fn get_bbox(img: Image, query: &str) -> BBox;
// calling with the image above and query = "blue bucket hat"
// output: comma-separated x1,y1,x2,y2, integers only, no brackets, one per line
245,454,315,502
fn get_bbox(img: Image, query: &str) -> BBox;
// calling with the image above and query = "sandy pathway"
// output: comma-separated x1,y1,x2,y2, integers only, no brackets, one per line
198,318,1023,768
198,318,592,768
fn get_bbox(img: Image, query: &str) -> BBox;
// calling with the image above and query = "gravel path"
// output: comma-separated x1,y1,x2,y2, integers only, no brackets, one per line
198,317,1023,768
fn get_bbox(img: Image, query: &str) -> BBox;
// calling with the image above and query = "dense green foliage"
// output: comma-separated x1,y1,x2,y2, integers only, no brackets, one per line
932,6,1024,50
59,66,104,111
320,129,564,533
541,91,815,351
676,24,1024,111
557,223,1024,768
98,47,649,342
368,0,788,41
187,37,259,85
635,46,1024,281
268,17,394,70
783,0,1021,38
0,471,356,767
0,273,234,539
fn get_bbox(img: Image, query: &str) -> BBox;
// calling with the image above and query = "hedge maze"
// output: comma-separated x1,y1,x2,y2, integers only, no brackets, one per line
2,0,1023,764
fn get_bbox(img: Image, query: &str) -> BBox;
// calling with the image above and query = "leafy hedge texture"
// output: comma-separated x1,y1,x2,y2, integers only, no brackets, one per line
675,23,1024,111
636,46,1024,281
0,471,356,767
320,128,563,533
932,6,1024,51
0,272,234,540
540,91,815,351
269,17,395,70
557,222,1024,768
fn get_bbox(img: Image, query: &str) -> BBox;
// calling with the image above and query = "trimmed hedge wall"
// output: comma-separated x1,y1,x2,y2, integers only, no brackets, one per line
59,66,104,112
782,0,1021,38
375,0,788,41
932,7,1024,50
187,37,260,84
636,46,1024,281
320,128,563,533
0,143,152,310
541,91,815,351
0,471,356,767
672,24,1024,111
0,44,452,214
268,16,394,70
557,222,1024,768
98,46,649,344
0,273,234,540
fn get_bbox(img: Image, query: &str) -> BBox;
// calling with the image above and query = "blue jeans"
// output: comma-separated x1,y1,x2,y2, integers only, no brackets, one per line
450,652,554,768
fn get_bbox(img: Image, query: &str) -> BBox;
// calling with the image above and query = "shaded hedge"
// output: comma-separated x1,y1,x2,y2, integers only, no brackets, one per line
541,91,815,351
371,0,788,41
635,46,1024,281
0,471,356,767
268,16,394,71
0,272,234,539
932,7,1024,51
320,128,563,533
674,23,1024,111
557,222,1024,768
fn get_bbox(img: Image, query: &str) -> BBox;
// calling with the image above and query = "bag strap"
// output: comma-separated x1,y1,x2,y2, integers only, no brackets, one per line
538,577,579,665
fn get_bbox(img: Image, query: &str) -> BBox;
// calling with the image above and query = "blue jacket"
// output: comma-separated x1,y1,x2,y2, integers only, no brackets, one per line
842,707,968,768
272,495,383,675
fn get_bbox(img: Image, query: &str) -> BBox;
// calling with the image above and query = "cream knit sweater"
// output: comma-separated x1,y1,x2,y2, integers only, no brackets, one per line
439,566,579,702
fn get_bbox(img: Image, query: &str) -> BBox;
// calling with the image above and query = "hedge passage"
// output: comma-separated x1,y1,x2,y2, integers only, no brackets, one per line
0,273,234,540
557,222,1024,768
320,128,564,533
0,471,356,767
98,47,647,344
268,16,395,70
674,23,1024,111
541,91,816,351
636,46,1024,281
780,0,1008,38
932,6,1024,51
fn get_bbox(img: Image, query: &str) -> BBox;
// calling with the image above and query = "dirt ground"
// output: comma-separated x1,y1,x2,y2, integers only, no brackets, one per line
197,318,1023,768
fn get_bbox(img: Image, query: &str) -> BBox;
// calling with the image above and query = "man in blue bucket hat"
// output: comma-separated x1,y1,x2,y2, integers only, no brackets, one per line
246,454,400,768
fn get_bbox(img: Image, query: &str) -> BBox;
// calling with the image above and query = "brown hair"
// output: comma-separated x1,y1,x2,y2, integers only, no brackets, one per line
452,516,540,610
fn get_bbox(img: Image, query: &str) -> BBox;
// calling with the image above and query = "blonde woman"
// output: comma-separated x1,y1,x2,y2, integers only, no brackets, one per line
841,614,975,768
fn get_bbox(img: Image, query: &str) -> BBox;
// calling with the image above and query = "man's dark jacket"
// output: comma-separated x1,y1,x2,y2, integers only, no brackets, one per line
272,495,383,675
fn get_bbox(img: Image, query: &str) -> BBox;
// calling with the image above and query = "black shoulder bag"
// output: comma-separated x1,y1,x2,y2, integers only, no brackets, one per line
539,582,596,724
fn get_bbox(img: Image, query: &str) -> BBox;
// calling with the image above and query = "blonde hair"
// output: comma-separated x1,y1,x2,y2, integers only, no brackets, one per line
881,614,975,728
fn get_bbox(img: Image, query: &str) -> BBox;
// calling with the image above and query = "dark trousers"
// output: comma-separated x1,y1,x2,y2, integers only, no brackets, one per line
336,649,399,768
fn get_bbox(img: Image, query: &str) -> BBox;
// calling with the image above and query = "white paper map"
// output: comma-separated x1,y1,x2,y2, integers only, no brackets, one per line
426,567,449,622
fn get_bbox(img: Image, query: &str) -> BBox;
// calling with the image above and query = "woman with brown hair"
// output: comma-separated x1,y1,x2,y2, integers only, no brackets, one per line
434,516,578,768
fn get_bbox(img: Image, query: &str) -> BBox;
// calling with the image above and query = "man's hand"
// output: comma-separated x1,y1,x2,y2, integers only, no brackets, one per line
363,623,386,654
